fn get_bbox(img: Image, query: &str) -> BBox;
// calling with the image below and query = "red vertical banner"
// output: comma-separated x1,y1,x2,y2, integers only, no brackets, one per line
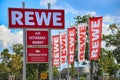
77,24,87,62
68,27,76,64
89,17,102,60
60,32,67,65
52,35,60,67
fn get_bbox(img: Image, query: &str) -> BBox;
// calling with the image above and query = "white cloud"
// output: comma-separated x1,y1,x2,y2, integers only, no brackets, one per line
87,11,96,16
52,4,96,16
102,23,111,35
103,15,120,24
0,25,23,49
40,0,96,16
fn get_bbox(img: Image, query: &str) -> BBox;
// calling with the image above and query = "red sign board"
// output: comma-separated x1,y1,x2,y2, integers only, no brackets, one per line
27,30,48,45
89,17,102,60
68,27,76,64
8,8,64,29
27,48,48,63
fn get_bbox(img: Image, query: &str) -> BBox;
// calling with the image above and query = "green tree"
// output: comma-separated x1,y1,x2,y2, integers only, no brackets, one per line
103,23,120,64
0,44,23,80
12,44,23,56
26,63,48,79
10,44,23,79
1,49,11,64
8,54,22,78
98,48,119,76
52,67,59,78
74,15,90,25
0,49,11,80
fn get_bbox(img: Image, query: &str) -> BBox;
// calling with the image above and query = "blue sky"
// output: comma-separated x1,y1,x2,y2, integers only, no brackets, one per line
0,0,120,51
0,0,120,26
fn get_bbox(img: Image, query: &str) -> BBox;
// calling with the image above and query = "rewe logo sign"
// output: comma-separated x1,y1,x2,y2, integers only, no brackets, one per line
68,27,76,64
60,32,67,65
8,8,64,29
52,35,60,67
89,17,102,60
77,24,86,62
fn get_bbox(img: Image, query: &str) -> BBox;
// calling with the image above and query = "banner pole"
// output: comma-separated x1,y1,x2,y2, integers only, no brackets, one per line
67,29,70,80
77,25,80,80
22,2,26,80
88,18,93,80
48,3,52,80
59,32,61,80
78,62,80,80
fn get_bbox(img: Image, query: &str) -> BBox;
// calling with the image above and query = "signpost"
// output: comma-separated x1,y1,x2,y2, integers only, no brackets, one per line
8,2,64,80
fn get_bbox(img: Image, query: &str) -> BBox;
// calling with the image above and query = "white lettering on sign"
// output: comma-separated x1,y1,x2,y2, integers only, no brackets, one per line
68,28,76,64
52,35,60,66
91,20,100,58
9,8,64,29
25,11,34,25
79,27,86,61
11,11,62,26
12,11,23,25
32,41,44,44
92,29,99,41
29,36,46,40
54,58,59,65
91,20,100,28
35,12,51,26
35,32,41,35
54,37,59,58
53,12,62,26
60,32,67,64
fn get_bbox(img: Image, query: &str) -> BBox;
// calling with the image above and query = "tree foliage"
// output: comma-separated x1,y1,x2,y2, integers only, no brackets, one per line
98,48,119,75
0,44,23,79
103,23,120,64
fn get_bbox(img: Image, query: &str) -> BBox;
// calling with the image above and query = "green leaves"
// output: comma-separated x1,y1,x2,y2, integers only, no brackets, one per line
0,44,23,79
74,15,90,25
98,48,119,75
103,23,120,64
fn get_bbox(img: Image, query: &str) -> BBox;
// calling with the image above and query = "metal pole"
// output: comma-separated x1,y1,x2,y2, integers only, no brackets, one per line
59,66,61,80
78,62,80,80
67,29,70,80
37,64,39,80
22,2,26,80
77,26,80,80
67,62,69,80
59,32,61,80
88,19,92,80
48,3,52,80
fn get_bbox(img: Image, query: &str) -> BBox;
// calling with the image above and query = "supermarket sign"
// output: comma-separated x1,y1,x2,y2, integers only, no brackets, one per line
8,8,64,29
27,48,48,63
27,30,48,45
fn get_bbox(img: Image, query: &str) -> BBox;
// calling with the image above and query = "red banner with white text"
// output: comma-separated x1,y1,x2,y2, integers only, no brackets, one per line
77,24,87,62
68,27,76,64
89,17,102,60
60,32,67,65
52,35,60,67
